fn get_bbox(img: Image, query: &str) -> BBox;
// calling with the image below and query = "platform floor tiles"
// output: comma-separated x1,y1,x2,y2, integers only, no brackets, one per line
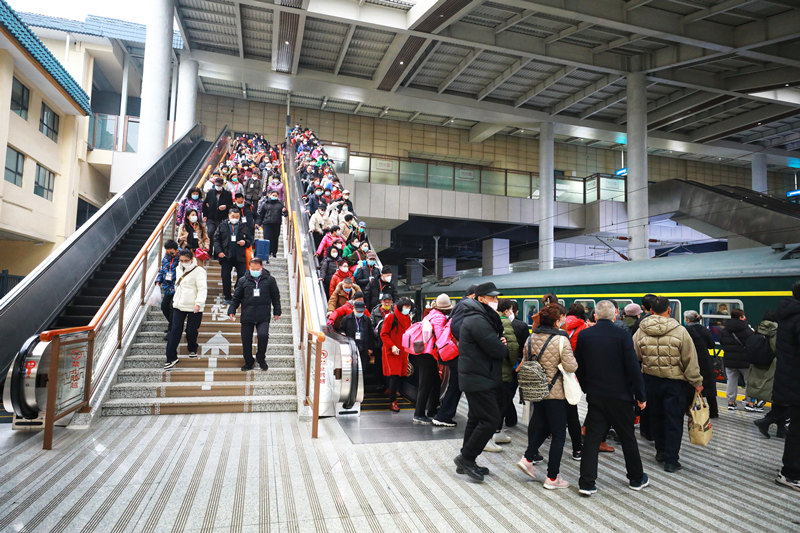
0,401,796,533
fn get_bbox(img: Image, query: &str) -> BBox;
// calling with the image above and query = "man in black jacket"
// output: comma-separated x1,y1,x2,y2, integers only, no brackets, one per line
720,308,757,411
256,191,288,258
203,177,233,256
454,282,508,483
340,300,374,371
213,208,251,304
233,193,256,240
228,257,281,371
575,300,648,496
774,282,800,492
365,266,397,310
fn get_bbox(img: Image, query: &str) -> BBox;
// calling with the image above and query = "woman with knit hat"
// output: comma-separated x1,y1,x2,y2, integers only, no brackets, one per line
412,294,452,424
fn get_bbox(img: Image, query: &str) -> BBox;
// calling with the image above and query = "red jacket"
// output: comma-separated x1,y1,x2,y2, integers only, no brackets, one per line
562,315,588,351
380,308,411,376
329,268,353,295
328,302,370,330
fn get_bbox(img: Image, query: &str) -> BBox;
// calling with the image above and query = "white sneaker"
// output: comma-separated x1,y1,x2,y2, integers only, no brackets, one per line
483,440,503,453
493,431,511,444
516,457,537,480
543,475,570,490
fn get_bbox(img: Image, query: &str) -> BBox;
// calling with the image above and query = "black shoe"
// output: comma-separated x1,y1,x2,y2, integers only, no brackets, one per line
475,464,490,476
664,462,682,473
777,424,787,439
572,450,582,461
754,418,771,439
241,364,254,371
163,333,169,341
530,453,544,464
629,473,650,491
453,455,484,482
259,362,269,371
655,453,665,464
163,328,170,334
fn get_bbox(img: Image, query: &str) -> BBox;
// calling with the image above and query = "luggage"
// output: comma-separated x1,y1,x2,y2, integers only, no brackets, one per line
255,239,270,260
688,392,712,446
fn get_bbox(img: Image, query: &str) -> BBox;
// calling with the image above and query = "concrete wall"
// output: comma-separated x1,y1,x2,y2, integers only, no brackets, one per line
197,93,794,195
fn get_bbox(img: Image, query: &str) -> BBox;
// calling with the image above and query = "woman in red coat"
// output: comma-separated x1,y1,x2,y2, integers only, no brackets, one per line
381,297,414,412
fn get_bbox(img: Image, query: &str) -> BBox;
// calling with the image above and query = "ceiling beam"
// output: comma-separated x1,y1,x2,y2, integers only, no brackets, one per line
544,21,593,44
437,48,481,93
234,1,244,59
550,75,621,115
353,102,362,114
409,111,421,122
469,122,505,143
742,122,799,143
646,92,731,127
403,41,442,87
320,96,328,110
476,57,532,101
514,66,576,108
663,100,751,132
626,0,654,9
441,116,455,126
683,0,757,25
689,103,800,142
494,9,535,34
173,6,193,53
372,33,409,85
580,90,627,119
379,106,389,117
592,34,645,55
291,13,306,75
333,24,356,75
270,4,280,72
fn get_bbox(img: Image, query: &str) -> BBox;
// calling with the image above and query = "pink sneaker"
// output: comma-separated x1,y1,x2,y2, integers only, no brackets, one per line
543,475,570,490
516,457,537,480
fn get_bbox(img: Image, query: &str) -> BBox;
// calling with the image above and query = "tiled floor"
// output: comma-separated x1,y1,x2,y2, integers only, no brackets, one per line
0,399,795,533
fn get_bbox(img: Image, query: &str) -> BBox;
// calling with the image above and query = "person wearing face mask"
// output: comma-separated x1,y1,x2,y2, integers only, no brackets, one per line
256,191,288,259
354,251,379,292
155,240,181,340
243,170,263,206
307,185,325,214
177,209,210,261
227,257,281,371
328,292,369,330
365,266,397,311
412,294,453,425
328,276,356,316
315,225,341,258
342,238,362,262
340,299,374,368
381,296,414,412
490,299,521,448
329,259,354,300
164,250,207,370
318,246,340,298
213,208,251,304
309,206,331,248
453,282,508,483
232,193,256,239
203,177,233,257
226,172,245,198
265,174,285,203
370,294,394,381
340,189,354,214
339,213,355,241
178,188,204,226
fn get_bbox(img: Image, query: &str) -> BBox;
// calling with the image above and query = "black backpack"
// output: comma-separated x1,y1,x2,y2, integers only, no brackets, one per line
745,333,774,367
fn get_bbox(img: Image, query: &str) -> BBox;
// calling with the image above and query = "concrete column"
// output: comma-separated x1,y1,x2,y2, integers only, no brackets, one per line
538,121,554,270
175,57,198,139
626,72,649,261
482,238,510,276
437,257,456,281
168,61,178,144
751,153,768,193
116,53,130,151
137,0,174,171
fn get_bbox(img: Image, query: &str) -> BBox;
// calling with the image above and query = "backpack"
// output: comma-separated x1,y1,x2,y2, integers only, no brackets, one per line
402,320,428,355
516,334,562,403
435,318,459,362
745,333,774,367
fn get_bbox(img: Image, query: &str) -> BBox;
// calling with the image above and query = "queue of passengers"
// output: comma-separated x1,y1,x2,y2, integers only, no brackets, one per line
155,134,284,372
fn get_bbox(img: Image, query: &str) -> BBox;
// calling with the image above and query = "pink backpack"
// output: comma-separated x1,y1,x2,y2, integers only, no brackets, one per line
402,321,427,355
435,319,459,361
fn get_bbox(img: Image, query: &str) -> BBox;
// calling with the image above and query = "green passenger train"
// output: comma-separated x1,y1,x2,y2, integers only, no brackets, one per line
423,245,800,347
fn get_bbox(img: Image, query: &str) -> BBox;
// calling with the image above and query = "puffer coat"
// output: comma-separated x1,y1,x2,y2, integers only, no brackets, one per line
522,326,578,401
632,315,702,387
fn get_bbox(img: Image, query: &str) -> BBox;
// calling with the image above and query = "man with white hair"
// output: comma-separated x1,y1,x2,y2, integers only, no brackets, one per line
575,300,648,496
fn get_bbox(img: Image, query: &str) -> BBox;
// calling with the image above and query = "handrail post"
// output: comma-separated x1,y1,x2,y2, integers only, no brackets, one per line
79,331,95,413
118,287,125,349
312,335,322,438
43,335,61,450
141,251,148,304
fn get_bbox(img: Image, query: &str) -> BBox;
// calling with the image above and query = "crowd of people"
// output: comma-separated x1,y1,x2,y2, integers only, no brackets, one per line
156,134,285,372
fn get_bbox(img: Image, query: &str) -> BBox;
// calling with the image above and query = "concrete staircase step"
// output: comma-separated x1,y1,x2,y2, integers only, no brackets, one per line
101,395,296,416
116,367,295,383
124,354,294,368
109,380,296,399
135,331,293,343
140,318,293,334
128,343,294,357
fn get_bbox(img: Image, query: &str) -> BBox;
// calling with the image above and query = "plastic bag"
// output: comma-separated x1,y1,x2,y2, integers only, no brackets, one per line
688,392,712,446
147,289,163,308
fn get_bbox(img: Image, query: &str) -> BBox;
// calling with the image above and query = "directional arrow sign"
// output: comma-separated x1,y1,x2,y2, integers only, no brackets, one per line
201,332,230,356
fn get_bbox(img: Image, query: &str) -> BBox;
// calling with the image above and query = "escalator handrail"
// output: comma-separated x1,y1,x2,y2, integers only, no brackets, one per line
681,179,800,218
39,127,230,342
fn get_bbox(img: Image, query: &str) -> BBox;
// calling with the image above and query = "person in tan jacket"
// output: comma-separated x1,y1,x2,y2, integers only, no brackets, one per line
517,304,578,490
633,296,703,473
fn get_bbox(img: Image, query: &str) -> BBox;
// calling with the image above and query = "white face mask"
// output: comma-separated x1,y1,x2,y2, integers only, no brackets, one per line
382,275,392,282
189,215,198,223
215,185,223,191
487,301,498,311
401,307,411,315
507,311,515,320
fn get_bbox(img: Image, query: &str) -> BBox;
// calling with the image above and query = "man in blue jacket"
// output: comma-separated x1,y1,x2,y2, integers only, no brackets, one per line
575,300,648,496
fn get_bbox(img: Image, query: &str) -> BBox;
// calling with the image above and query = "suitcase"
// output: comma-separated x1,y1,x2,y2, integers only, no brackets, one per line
255,239,270,260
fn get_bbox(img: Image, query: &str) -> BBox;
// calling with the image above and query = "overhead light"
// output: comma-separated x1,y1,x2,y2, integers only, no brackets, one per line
757,122,762,125
786,84,790,87
400,61,404,65
520,129,524,133
285,41,290,45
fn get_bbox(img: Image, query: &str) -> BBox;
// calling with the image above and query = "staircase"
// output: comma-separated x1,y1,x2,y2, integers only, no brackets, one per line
102,230,297,416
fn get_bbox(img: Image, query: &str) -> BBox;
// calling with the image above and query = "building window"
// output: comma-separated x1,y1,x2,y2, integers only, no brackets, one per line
76,198,99,230
4,147,24,187
10,77,29,119
34,164,54,201
39,102,59,142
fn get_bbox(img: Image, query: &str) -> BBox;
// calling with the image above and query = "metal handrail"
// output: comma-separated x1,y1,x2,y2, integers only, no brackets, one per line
280,146,325,438
36,127,231,449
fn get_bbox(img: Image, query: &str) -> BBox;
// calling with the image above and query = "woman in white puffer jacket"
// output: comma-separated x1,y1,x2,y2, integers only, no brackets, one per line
164,250,208,370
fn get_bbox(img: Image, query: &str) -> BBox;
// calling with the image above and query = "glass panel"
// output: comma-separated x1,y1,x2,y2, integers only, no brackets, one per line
507,172,530,198
399,161,426,187
585,176,598,203
669,299,681,323
481,169,505,196
92,297,120,383
370,158,398,185
54,332,90,415
556,178,584,203
573,299,596,315
94,115,117,150
523,300,539,326
427,163,453,190
600,177,626,201
455,167,479,193
146,240,161,287
350,155,370,182
325,145,348,174
125,119,139,152
125,264,143,330
700,299,744,341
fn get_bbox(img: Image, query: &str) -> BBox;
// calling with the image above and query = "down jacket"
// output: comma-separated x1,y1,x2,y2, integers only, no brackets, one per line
720,318,754,369
380,307,411,376
632,315,702,387
774,296,800,407
457,298,508,393
522,326,578,401
500,314,521,382
747,320,778,401
419,308,449,356
172,260,207,312
562,315,588,351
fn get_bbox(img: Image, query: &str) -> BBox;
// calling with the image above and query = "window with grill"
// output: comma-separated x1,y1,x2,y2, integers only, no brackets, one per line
34,164,54,201
10,77,29,119
4,146,24,187
39,102,59,142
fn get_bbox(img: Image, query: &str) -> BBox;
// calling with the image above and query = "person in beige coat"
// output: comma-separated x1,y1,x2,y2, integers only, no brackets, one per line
164,250,208,370
517,304,578,489
632,296,702,473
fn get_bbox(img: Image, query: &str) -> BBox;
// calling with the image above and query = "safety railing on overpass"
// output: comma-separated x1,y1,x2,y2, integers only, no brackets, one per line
32,127,231,449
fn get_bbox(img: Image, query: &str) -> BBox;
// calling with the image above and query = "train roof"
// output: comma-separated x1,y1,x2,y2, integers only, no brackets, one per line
429,244,800,294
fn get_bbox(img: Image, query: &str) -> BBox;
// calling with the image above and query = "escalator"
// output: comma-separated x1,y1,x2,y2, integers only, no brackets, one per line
649,179,800,246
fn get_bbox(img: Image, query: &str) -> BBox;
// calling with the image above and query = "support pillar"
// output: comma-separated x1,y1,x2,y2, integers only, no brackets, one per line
116,52,130,151
626,72,649,261
482,238,510,276
538,121,554,270
751,153,767,193
168,61,178,144
137,0,174,171
437,258,457,281
175,57,198,138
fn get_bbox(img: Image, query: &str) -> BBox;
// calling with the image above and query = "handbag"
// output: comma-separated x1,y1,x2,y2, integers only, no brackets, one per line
195,248,210,261
555,336,583,405
688,391,712,446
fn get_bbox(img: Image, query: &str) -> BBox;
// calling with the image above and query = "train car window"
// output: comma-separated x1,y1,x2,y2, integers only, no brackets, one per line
700,299,743,342
523,300,540,326
558,299,566,307
614,299,633,309
669,299,682,322
573,299,596,315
